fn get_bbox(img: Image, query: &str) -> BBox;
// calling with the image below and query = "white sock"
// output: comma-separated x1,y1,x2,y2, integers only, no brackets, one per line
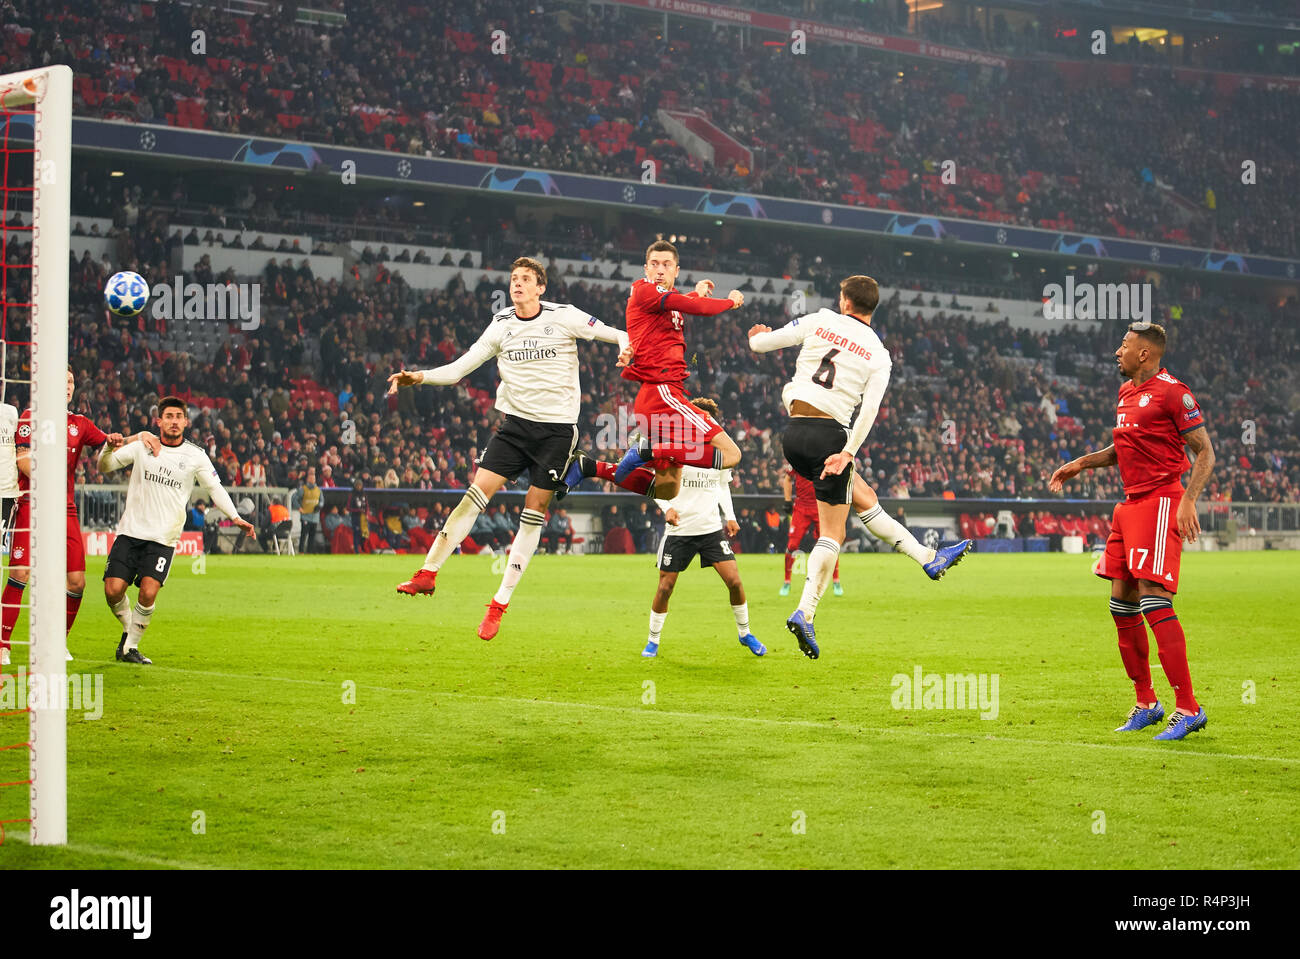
424,485,489,571
797,538,840,620
110,594,132,632
859,505,935,565
648,610,666,645
126,602,154,651
732,603,750,638
494,508,544,605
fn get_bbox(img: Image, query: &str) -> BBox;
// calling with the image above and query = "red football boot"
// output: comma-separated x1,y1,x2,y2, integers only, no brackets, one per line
397,568,437,596
478,600,508,640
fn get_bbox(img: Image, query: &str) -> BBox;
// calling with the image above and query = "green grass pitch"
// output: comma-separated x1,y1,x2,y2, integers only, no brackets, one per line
1,550,1296,869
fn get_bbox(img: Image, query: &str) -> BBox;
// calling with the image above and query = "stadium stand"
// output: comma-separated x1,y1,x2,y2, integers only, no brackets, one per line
5,0,1298,255
8,168,1290,517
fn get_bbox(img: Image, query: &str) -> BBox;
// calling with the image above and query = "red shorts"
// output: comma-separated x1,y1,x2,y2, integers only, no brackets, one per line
787,510,820,551
633,381,723,457
6,501,85,573
1095,484,1183,594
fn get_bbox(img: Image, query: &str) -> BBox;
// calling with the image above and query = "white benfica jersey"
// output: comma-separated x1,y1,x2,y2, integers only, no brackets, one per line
749,308,892,456
417,300,628,424
99,439,240,547
654,466,735,537
0,403,18,498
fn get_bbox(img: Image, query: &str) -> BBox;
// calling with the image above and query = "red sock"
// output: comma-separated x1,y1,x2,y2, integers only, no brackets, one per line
66,590,83,636
657,444,719,470
1,577,25,648
783,550,794,583
594,459,656,496
620,465,656,496
1111,599,1155,704
1142,598,1198,713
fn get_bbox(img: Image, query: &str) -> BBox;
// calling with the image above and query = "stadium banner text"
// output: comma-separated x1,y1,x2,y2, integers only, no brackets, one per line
80,531,204,557
10,117,1297,280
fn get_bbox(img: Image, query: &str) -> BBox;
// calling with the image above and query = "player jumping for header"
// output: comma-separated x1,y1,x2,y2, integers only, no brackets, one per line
559,239,743,501
750,275,972,658
1050,321,1213,741
642,397,764,659
97,396,253,664
386,257,629,640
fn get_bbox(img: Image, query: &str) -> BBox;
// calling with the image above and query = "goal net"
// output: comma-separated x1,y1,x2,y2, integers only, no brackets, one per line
0,65,71,846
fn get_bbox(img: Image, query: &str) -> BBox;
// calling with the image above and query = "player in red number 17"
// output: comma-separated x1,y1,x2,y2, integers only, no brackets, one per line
1050,322,1215,741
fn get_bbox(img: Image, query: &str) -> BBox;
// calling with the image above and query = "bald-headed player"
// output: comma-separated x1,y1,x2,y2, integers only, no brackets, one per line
1051,322,1214,741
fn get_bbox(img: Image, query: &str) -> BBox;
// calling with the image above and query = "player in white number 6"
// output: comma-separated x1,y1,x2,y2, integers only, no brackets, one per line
98,397,253,664
749,275,972,659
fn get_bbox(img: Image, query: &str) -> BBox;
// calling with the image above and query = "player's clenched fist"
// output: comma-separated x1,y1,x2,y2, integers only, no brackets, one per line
728,290,744,308
748,324,771,339
617,345,634,368
386,369,424,395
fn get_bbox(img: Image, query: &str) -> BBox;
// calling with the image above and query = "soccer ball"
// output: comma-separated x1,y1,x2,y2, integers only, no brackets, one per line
104,270,150,317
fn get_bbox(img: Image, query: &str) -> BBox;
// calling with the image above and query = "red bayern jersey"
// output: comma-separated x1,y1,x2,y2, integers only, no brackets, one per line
789,468,819,518
1112,368,1205,500
15,411,109,513
620,278,736,385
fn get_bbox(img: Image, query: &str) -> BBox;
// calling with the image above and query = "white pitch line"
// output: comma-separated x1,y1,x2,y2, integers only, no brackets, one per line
84,661,1300,766
3,832,215,870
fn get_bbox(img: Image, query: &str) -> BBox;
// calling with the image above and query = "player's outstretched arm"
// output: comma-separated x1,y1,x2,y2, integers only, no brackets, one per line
573,312,630,357
748,320,808,353
195,453,255,533
656,286,740,316
1048,445,1117,492
387,335,499,395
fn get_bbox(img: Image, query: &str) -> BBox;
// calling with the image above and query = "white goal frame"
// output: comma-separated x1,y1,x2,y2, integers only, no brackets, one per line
1,65,71,846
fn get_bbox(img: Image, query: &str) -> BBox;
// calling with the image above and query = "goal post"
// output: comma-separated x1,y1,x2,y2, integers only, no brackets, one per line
0,64,72,846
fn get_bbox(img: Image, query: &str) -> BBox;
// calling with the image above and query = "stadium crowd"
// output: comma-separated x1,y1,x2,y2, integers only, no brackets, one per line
6,0,1298,257
15,191,1293,532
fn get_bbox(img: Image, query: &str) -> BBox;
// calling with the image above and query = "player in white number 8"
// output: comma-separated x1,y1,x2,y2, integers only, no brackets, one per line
641,398,763,659
97,397,252,664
